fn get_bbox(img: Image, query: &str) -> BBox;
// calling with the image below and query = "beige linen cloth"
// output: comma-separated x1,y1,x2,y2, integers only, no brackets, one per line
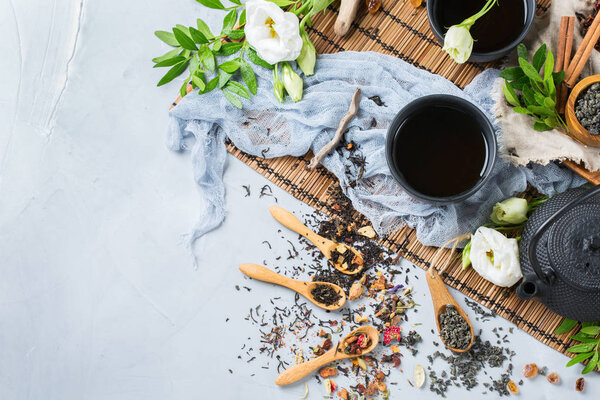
493,0,600,171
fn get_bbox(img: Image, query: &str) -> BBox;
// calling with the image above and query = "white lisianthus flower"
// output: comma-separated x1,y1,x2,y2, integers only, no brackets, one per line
245,0,303,65
470,227,523,287
442,25,474,64
490,197,529,225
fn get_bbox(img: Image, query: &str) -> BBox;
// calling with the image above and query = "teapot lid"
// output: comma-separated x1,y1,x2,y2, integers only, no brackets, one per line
547,203,600,291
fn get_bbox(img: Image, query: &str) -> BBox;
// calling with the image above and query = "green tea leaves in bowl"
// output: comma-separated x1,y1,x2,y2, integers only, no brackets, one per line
500,43,569,132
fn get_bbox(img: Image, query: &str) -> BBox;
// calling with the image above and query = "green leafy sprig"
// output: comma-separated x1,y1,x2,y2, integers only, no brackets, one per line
555,318,600,374
500,43,568,132
152,0,331,108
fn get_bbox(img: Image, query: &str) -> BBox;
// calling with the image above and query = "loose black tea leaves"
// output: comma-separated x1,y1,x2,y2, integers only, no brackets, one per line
310,283,342,306
575,82,600,135
439,305,472,350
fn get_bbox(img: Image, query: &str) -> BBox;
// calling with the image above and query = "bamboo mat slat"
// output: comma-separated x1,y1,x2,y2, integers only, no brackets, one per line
174,0,585,359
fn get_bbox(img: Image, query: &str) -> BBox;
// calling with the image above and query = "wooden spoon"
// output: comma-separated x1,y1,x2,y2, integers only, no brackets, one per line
334,0,361,37
275,326,379,385
426,266,474,353
239,263,346,311
269,205,364,275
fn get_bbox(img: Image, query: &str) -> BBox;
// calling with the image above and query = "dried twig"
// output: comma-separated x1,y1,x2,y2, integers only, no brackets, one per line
308,88,362,170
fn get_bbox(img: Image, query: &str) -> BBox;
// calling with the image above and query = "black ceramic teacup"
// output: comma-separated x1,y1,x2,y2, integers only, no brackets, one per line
427,0,536,62
385,95,497,205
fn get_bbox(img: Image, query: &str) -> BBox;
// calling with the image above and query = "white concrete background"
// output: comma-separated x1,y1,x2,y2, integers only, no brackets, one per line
0,0,598,398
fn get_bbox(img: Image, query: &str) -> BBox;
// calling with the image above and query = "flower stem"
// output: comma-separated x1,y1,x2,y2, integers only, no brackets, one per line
459,0,498,28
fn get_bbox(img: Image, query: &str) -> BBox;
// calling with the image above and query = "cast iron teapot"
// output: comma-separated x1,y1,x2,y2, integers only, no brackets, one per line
517,185,600,322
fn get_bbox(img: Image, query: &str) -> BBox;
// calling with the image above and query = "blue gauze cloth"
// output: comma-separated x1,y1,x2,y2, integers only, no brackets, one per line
167,51,585,248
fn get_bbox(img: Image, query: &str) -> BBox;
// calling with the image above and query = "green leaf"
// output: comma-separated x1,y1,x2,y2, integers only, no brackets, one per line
227,29,245,40
517,43,528,60
532,44,547,72
214,42,243,56
189,54,200,74
512,76,530,91
500,67,525,81
225,80,250,99
213,41,222,52
155,30,180,46
566,352,594,367
522,87,536,105
247,47,274,69
157,60,189,86
543,49,554,81
180,80,189,97
503,82,521,107
173,27,197,50
222,89,243,108
582,351,599,374
533,92,546,105
230,0,241,4
189,27,208,44
519,58,542,82
240,59,257,95
528,105,554,116
267,0,295,5
513,107,531,114
239,9,246,25
581,326,600,336
219,60,240,74
222,9,237,33
571,332,599,343
533,121,552,131
218,69,233,88
192,74,206,90
152,48,182,64
547,72,556,96
199,45,216,71
553,70,565,85
196,18,213,39
544,116,559,128
461,240,472,270
568,342,596,353
582,321,599,328
200,76,219,94
154,55,186,68
543,97,555,109
555,318,578,335
196,0,226,9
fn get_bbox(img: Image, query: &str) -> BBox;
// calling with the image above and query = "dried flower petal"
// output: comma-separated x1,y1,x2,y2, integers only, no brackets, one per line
507,380,519,394
383,326,402,345
576,377,585,392
357,225,377,238
338,388,348,400
414,364,426,388
349,280,364,300
523,363,538,378
546,372,560,384
319,366,338,378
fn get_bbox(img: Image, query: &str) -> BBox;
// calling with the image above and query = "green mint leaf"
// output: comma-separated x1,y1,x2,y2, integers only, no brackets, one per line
544,116,559,128
154,55,187,68
499,67,525,81
199,45,216,71
239,9,246,25
543,97,555,109
566,352,594,367
533,91,546,106
511,76,530,91
553,70,565,85
555,318,578,335
218,69,233,88
222,89,243,108
155,30,180,47
247,47,274,69
219,60,240,74
152,48,182,64
222,9,237,33
226,80,250,99
200,76,219,94
240,59,257,95
517,43,528,60
528,105,554,116
196,19,214,39
571,332,599,343
157,60,189,86
581,326,600,336
503,82,521,107
568,342,596,353
189,27,208,44
519,58,542,82
196,0,226,9
522,87,535,105
215,42,243,56
547,72,556,96
533,121,552,131
582,351,599,374
532,44,547,72
173,27,197,50
192,74,206,91
543,49,554,81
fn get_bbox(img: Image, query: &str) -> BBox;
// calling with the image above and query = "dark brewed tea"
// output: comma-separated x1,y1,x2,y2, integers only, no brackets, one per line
392,105,487,198
435,0,526,53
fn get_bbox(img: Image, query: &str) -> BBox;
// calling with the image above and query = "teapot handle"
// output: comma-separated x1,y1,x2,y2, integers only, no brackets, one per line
528,185,600,284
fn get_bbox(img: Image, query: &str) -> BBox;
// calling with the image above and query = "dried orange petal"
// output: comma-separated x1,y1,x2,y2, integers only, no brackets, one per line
366,0,381,14
576,377,585,392
523,363,538,378
410,0,422,7
546,372,560,384
507,380,519,394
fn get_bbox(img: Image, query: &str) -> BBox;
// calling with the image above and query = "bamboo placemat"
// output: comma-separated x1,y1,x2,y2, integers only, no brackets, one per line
174,0,586,359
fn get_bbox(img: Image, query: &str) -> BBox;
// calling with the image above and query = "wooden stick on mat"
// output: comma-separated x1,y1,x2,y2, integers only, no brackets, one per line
308,88,362,170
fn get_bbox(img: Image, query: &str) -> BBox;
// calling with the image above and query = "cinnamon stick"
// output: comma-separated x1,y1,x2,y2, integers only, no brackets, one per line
564,16,575,72
555,17,569,73
557,16,575,114
565,12,600,87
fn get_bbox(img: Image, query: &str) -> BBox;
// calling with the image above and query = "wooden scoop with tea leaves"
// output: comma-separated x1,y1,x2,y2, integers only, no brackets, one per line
239,264,346,311
269,206,364,274
275,326,379,385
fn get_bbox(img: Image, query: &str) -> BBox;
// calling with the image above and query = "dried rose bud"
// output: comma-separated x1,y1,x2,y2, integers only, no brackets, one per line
523,363,538,378
576,377,585,392
349,280,364,300
318,366,338,378
546,372,560,384
507,380,519,394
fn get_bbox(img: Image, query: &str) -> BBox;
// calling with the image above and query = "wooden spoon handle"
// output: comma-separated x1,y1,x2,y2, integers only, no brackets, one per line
275,349,339,385
269,206,333,256
239,263,297,290
334,0,361,37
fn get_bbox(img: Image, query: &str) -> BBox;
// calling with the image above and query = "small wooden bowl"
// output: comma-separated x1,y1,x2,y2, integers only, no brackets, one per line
565,75,600,147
